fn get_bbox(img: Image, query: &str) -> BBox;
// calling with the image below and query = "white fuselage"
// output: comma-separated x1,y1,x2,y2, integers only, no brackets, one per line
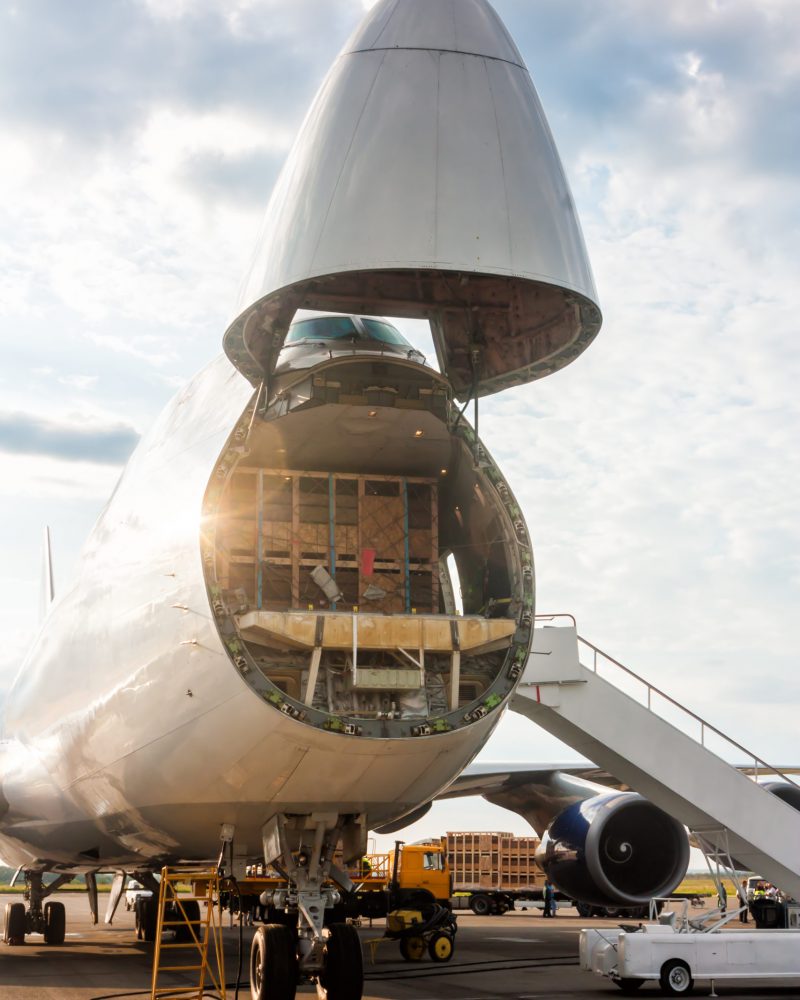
0,355,501,871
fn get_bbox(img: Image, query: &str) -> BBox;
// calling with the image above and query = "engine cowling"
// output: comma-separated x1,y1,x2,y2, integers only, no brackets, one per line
535,792,689,906
763,781,800,812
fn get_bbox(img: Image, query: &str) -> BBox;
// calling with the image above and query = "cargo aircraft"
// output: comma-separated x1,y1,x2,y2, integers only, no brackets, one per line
0,1,704,997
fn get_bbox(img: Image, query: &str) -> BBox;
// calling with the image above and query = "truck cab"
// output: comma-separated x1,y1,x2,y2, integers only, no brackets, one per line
394,842,451,903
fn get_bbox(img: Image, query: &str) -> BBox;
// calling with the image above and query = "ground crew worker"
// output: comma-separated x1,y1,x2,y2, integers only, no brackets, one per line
543,880,555,918
739,878,749,923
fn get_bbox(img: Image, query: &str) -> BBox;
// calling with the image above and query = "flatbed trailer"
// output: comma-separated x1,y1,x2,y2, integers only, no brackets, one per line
450,887,543,914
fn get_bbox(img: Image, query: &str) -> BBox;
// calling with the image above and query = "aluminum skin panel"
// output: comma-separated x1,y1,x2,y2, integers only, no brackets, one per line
224,0,601,397
0,355,502,870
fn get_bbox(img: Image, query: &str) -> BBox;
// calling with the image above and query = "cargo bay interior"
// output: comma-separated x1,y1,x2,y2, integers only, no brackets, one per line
208,350,527,722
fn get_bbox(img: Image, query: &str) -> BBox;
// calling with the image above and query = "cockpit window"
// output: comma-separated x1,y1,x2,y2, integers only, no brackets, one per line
285,316,358,343
284,315,412,349
359,318,410,346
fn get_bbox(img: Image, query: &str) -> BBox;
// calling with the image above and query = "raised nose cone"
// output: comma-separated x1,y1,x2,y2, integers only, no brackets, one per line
343,0,525,63
225,0,601,399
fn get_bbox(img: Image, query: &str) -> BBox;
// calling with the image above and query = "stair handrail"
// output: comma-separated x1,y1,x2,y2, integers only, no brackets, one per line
575,633,800,794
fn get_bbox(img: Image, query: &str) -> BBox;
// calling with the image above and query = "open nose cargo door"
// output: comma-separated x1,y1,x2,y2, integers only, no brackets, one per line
223,0,602,397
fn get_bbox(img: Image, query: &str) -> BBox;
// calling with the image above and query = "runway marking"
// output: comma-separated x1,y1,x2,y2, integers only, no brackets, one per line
487,936,544,943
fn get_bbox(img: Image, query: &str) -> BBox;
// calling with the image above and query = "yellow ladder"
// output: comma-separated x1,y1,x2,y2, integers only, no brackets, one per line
150,866,226,1000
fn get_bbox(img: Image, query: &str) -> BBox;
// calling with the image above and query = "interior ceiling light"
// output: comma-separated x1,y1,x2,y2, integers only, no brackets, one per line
368,410,377,417
440,468,448,475
414,429,424,438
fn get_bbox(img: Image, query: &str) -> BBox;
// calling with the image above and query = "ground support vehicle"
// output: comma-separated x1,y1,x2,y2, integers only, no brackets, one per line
581,904,800,995
382,905,458,962
124,880,152,912
751,898,800,928
450,888,542,914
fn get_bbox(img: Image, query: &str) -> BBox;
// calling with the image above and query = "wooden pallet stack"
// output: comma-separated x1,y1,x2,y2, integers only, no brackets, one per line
215,468,439,615
446,831,542,891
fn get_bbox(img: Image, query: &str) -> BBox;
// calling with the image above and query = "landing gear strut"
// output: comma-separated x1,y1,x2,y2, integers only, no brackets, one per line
251,813,366,1000
3,871,73,945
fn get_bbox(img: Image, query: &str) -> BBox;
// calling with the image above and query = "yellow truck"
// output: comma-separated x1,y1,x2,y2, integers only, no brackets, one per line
219,840,457,962
351,841,452,908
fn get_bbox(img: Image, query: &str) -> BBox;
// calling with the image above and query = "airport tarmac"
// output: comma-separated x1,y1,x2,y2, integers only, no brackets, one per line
1,893,799,999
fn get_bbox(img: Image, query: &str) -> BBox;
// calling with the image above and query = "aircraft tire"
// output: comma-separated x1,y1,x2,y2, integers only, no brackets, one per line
316,923,363,1000
250,923,296,1000
4,902,26,945
135,895,158,943
659,959,693,995
43,901,66,945
174,900,201,943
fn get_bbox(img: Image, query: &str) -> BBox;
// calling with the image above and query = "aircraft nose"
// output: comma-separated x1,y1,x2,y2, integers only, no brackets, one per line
225,0,600,399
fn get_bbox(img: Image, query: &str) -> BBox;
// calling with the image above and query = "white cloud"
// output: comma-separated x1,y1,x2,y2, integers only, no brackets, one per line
0,454,123,500
57,374,98,390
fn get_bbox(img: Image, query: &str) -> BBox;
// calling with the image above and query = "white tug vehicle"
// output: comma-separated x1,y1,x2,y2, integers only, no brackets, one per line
581,900,800,995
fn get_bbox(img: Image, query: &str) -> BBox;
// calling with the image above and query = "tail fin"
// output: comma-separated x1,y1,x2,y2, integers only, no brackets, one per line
40,526,55,621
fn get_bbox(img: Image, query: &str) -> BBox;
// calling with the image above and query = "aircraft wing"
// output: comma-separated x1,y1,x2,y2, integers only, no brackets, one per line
450,761,800,795
375,761,624,835
430,761,800,837
445,761,628,797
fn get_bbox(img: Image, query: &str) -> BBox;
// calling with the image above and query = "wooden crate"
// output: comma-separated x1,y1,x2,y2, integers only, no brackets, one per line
446,831,542,892
217,469,439,613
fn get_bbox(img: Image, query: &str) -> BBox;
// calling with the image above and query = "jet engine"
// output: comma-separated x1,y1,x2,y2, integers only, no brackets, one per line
763,781,800,812
535,791,690,906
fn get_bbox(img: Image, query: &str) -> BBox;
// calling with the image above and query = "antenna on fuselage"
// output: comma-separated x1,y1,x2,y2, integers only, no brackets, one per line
40,526,55,621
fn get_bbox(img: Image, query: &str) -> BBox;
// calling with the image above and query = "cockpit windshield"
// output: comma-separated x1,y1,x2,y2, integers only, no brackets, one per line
359,318,410,346
285,315,412,348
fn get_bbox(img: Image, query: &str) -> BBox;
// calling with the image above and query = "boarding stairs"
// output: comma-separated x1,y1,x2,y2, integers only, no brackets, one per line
513,618,800,898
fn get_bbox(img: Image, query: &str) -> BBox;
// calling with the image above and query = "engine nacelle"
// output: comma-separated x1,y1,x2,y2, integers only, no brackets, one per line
763,781,800,812
535,792,689,906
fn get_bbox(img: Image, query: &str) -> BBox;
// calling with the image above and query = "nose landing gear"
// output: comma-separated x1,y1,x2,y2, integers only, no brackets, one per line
249,813,366,1000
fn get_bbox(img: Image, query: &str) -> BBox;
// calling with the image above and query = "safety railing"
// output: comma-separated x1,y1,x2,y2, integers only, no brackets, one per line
574,631,800,794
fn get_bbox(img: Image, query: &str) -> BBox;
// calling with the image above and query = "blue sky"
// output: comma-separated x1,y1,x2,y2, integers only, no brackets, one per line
1,0,799,841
